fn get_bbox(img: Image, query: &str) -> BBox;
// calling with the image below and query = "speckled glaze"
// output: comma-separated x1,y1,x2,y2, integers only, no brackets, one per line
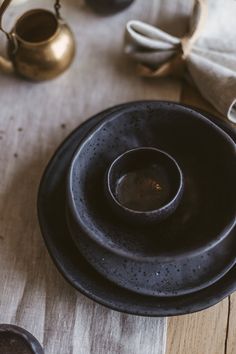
38,102,236,316
0,324,44,354
67,101,236,295
67,207,236,296
104,147,184,224
68,102,236,262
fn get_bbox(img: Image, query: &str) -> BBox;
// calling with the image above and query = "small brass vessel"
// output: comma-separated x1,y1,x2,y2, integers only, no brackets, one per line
0,0,75,80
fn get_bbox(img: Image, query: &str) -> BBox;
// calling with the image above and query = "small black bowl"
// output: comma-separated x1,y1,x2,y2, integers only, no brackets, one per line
0,324,44,354
105,147,184,224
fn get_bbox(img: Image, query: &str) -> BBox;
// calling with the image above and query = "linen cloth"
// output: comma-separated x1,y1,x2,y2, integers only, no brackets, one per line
125,0,236,122
0,1,171,353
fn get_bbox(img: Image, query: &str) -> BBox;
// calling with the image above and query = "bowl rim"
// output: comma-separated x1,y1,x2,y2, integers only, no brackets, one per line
105,146,184,217
67,101,236,262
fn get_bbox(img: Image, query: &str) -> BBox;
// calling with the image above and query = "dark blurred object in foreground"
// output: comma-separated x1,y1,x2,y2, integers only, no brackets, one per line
86,0,135,15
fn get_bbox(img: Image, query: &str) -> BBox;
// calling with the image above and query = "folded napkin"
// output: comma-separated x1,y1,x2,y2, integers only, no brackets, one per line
124,0,236,123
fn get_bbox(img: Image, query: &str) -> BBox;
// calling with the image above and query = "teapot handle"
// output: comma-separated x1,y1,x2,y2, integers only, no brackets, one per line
0,0,62,35
54,0,62,19
0,0,14,73
0,0,12,39
0,0,62,73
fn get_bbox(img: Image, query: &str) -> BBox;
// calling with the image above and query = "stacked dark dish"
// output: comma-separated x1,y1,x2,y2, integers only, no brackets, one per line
38,101,236,316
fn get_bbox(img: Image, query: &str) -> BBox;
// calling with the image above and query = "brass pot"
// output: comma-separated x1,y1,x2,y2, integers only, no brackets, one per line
0,0,75,81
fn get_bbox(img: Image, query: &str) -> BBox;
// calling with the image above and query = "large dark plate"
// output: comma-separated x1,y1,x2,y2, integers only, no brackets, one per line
38,102,236,316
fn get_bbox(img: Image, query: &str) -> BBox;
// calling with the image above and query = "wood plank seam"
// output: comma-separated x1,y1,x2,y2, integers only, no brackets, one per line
224,296,231,354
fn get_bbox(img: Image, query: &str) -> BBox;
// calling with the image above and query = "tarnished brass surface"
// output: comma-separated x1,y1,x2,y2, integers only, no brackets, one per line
0,1,75,80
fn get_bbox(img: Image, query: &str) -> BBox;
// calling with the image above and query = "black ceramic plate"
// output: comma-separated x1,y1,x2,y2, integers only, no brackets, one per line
38,102,236,316
69,102,236,260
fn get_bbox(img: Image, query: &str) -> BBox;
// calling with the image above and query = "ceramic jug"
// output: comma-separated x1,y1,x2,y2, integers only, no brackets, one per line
0,0,75,80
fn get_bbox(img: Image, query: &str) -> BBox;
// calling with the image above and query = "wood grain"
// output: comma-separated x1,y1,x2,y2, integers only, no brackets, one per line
225,294,236,354
166,299,229,354
0,0,188,353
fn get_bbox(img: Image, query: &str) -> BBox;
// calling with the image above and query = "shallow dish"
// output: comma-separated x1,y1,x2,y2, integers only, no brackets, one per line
38,102,236,315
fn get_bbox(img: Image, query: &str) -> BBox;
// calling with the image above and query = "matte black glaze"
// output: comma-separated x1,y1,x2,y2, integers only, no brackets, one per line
0,324,44,354
68,102,236,261
67,207,236,296
37,102,236,316
85,0,135,14
104,147,184,224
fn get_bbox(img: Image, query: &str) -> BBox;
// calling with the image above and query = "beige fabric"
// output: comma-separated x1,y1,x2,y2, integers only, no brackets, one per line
125,0,236,123
0,1,172,353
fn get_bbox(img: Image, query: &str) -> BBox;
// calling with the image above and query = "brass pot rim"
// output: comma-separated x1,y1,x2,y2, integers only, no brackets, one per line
13,8,61,47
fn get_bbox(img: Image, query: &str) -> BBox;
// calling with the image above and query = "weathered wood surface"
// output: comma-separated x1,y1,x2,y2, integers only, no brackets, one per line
225,293,236,354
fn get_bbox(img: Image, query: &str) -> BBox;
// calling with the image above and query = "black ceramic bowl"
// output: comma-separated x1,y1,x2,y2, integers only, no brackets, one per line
67,102,236,261
0,324,44,354
104,147,184,224
66,101,236,296
67,209,236,296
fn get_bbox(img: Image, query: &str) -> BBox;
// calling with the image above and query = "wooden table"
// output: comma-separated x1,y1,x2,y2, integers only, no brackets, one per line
0,1,235,353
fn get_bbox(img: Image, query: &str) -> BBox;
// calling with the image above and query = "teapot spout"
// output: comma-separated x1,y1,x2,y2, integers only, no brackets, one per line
0,55,14,74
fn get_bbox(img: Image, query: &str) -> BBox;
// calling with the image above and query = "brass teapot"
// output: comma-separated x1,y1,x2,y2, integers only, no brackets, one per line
0,0,75,80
